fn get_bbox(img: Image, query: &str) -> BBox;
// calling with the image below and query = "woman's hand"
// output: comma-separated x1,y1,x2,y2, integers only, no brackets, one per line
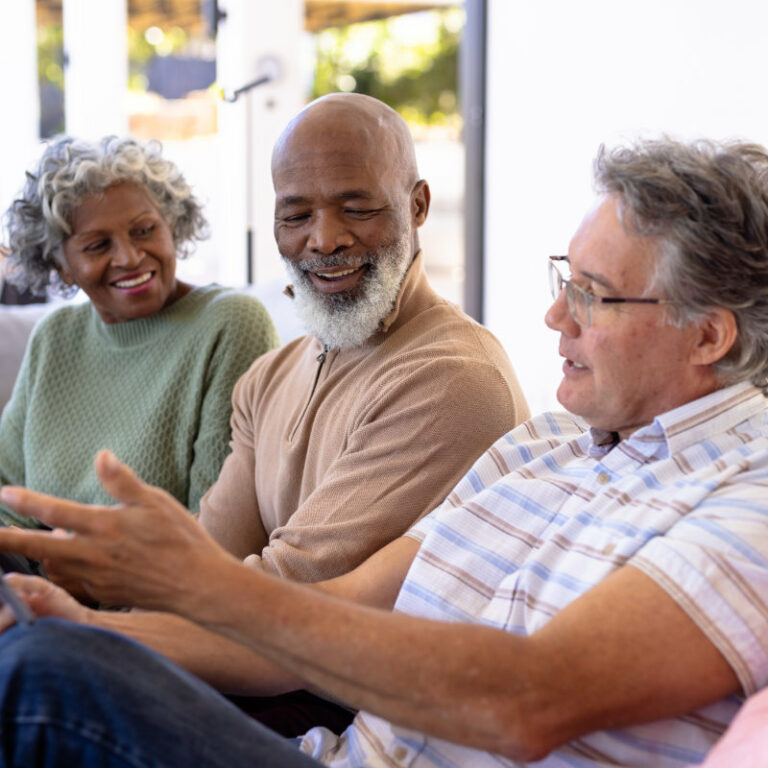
0,573,91,631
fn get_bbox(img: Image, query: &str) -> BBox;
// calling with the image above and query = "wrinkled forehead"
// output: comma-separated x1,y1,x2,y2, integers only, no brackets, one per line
272,135,409,208
275,142,391,182
567,196,661,292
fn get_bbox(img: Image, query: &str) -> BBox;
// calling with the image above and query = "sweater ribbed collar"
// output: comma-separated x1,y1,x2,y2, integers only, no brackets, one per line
89,285,210,347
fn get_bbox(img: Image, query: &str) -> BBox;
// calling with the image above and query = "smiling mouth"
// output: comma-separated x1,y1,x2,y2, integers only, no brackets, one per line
112,272,153,289
562,352,588,371
313,265,365,281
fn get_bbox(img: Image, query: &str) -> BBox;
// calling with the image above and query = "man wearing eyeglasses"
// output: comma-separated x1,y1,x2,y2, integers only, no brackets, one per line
0,137,766,768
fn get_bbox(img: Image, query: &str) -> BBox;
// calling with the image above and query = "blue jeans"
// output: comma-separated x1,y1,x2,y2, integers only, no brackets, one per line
0,618,325,768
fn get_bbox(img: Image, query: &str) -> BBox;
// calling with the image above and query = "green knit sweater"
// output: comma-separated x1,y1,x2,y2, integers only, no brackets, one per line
0,284,279,527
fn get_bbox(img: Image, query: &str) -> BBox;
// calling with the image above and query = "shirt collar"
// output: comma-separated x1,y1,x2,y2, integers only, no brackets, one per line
587,381,766,460
377,250,427,334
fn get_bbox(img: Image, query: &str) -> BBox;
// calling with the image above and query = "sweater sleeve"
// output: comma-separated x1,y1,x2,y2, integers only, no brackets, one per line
0,341,33,526
186,295,280,513
261,356,527,581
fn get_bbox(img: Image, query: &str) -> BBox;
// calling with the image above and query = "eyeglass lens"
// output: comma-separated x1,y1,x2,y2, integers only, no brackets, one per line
548,259,590,327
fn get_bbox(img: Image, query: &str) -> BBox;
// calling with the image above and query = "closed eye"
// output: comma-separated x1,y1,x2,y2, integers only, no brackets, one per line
344,208,380,218
281,213,311,224
569,277,599,299
82,239,109,253
132,223,156,238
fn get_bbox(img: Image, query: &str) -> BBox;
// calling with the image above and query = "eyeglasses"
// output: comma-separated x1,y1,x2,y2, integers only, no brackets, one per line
548,255,670,328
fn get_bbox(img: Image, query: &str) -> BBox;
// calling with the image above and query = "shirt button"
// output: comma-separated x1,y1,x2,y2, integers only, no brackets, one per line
597,472,610,485
393,746,408,760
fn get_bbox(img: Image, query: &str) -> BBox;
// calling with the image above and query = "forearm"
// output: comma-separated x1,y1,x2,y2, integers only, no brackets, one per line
184,564,539,759
86,537,417,699
184,563,740,762
87,608,306,696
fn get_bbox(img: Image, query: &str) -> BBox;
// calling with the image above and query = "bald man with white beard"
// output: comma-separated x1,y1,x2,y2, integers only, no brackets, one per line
196,93,528,582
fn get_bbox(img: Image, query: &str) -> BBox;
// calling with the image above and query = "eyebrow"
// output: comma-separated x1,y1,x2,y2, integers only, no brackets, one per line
577,268,615,291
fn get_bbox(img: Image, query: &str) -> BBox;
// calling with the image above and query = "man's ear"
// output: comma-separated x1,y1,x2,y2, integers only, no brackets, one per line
410,179,430,228
690,307,738,367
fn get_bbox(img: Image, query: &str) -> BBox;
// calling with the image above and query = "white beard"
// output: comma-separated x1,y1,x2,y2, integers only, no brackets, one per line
283,231,413,350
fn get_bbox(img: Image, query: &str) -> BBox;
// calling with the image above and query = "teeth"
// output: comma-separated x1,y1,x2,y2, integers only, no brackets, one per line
114,272,152,288
316,267,359,279
572,362,586,369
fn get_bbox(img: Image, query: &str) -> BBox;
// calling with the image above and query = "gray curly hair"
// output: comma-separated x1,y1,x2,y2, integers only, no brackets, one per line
594,138,768,392
2,135,208,296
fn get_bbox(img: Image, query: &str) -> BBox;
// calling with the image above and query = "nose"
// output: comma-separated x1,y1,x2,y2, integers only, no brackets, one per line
307,211,355,254
112,237,142,268
545,288,580,336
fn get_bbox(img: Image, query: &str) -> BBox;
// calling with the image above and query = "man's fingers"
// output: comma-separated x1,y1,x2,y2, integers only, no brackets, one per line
94,450,157,507
0,486,103,532
0,528,89,566
0,452,156,530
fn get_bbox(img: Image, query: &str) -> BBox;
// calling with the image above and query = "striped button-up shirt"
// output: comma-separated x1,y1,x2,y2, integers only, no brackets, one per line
301,382,768,767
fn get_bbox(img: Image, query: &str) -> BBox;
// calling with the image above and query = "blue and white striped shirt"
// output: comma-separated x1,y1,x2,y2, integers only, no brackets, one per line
302,382,768,767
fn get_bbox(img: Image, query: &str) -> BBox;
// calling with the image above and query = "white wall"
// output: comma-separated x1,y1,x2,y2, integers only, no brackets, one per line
63,0,128,138
0,0,39,216
485,0,768,415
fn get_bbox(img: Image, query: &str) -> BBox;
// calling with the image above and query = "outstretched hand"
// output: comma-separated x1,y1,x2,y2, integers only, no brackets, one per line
0,450,242,615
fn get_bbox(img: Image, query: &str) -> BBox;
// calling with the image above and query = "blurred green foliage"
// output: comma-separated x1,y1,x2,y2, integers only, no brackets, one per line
312,8,464,129
38,24,64,89
127,25,190,90
37,22,192,96
37,24,65,136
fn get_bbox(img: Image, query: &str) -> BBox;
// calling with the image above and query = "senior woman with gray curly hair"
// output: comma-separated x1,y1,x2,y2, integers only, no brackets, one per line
0,135,279,547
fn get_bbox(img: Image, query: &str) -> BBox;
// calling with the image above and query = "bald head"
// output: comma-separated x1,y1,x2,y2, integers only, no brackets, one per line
271,93,419,191
271,93,430,271
270,94,431,348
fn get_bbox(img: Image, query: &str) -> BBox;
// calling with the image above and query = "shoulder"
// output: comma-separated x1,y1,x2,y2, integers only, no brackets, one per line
186,285,273,324
424,411,589,517
375,311,528,421
180,285,279,347
30,301,91,343
391,299,514,373
499,411,589,455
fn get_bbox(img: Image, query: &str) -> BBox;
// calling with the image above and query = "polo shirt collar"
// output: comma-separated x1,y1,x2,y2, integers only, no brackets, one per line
587,381,766,460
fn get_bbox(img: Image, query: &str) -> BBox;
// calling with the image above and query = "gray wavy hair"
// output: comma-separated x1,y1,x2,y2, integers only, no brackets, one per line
594,138,768,392
2,135,208,296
